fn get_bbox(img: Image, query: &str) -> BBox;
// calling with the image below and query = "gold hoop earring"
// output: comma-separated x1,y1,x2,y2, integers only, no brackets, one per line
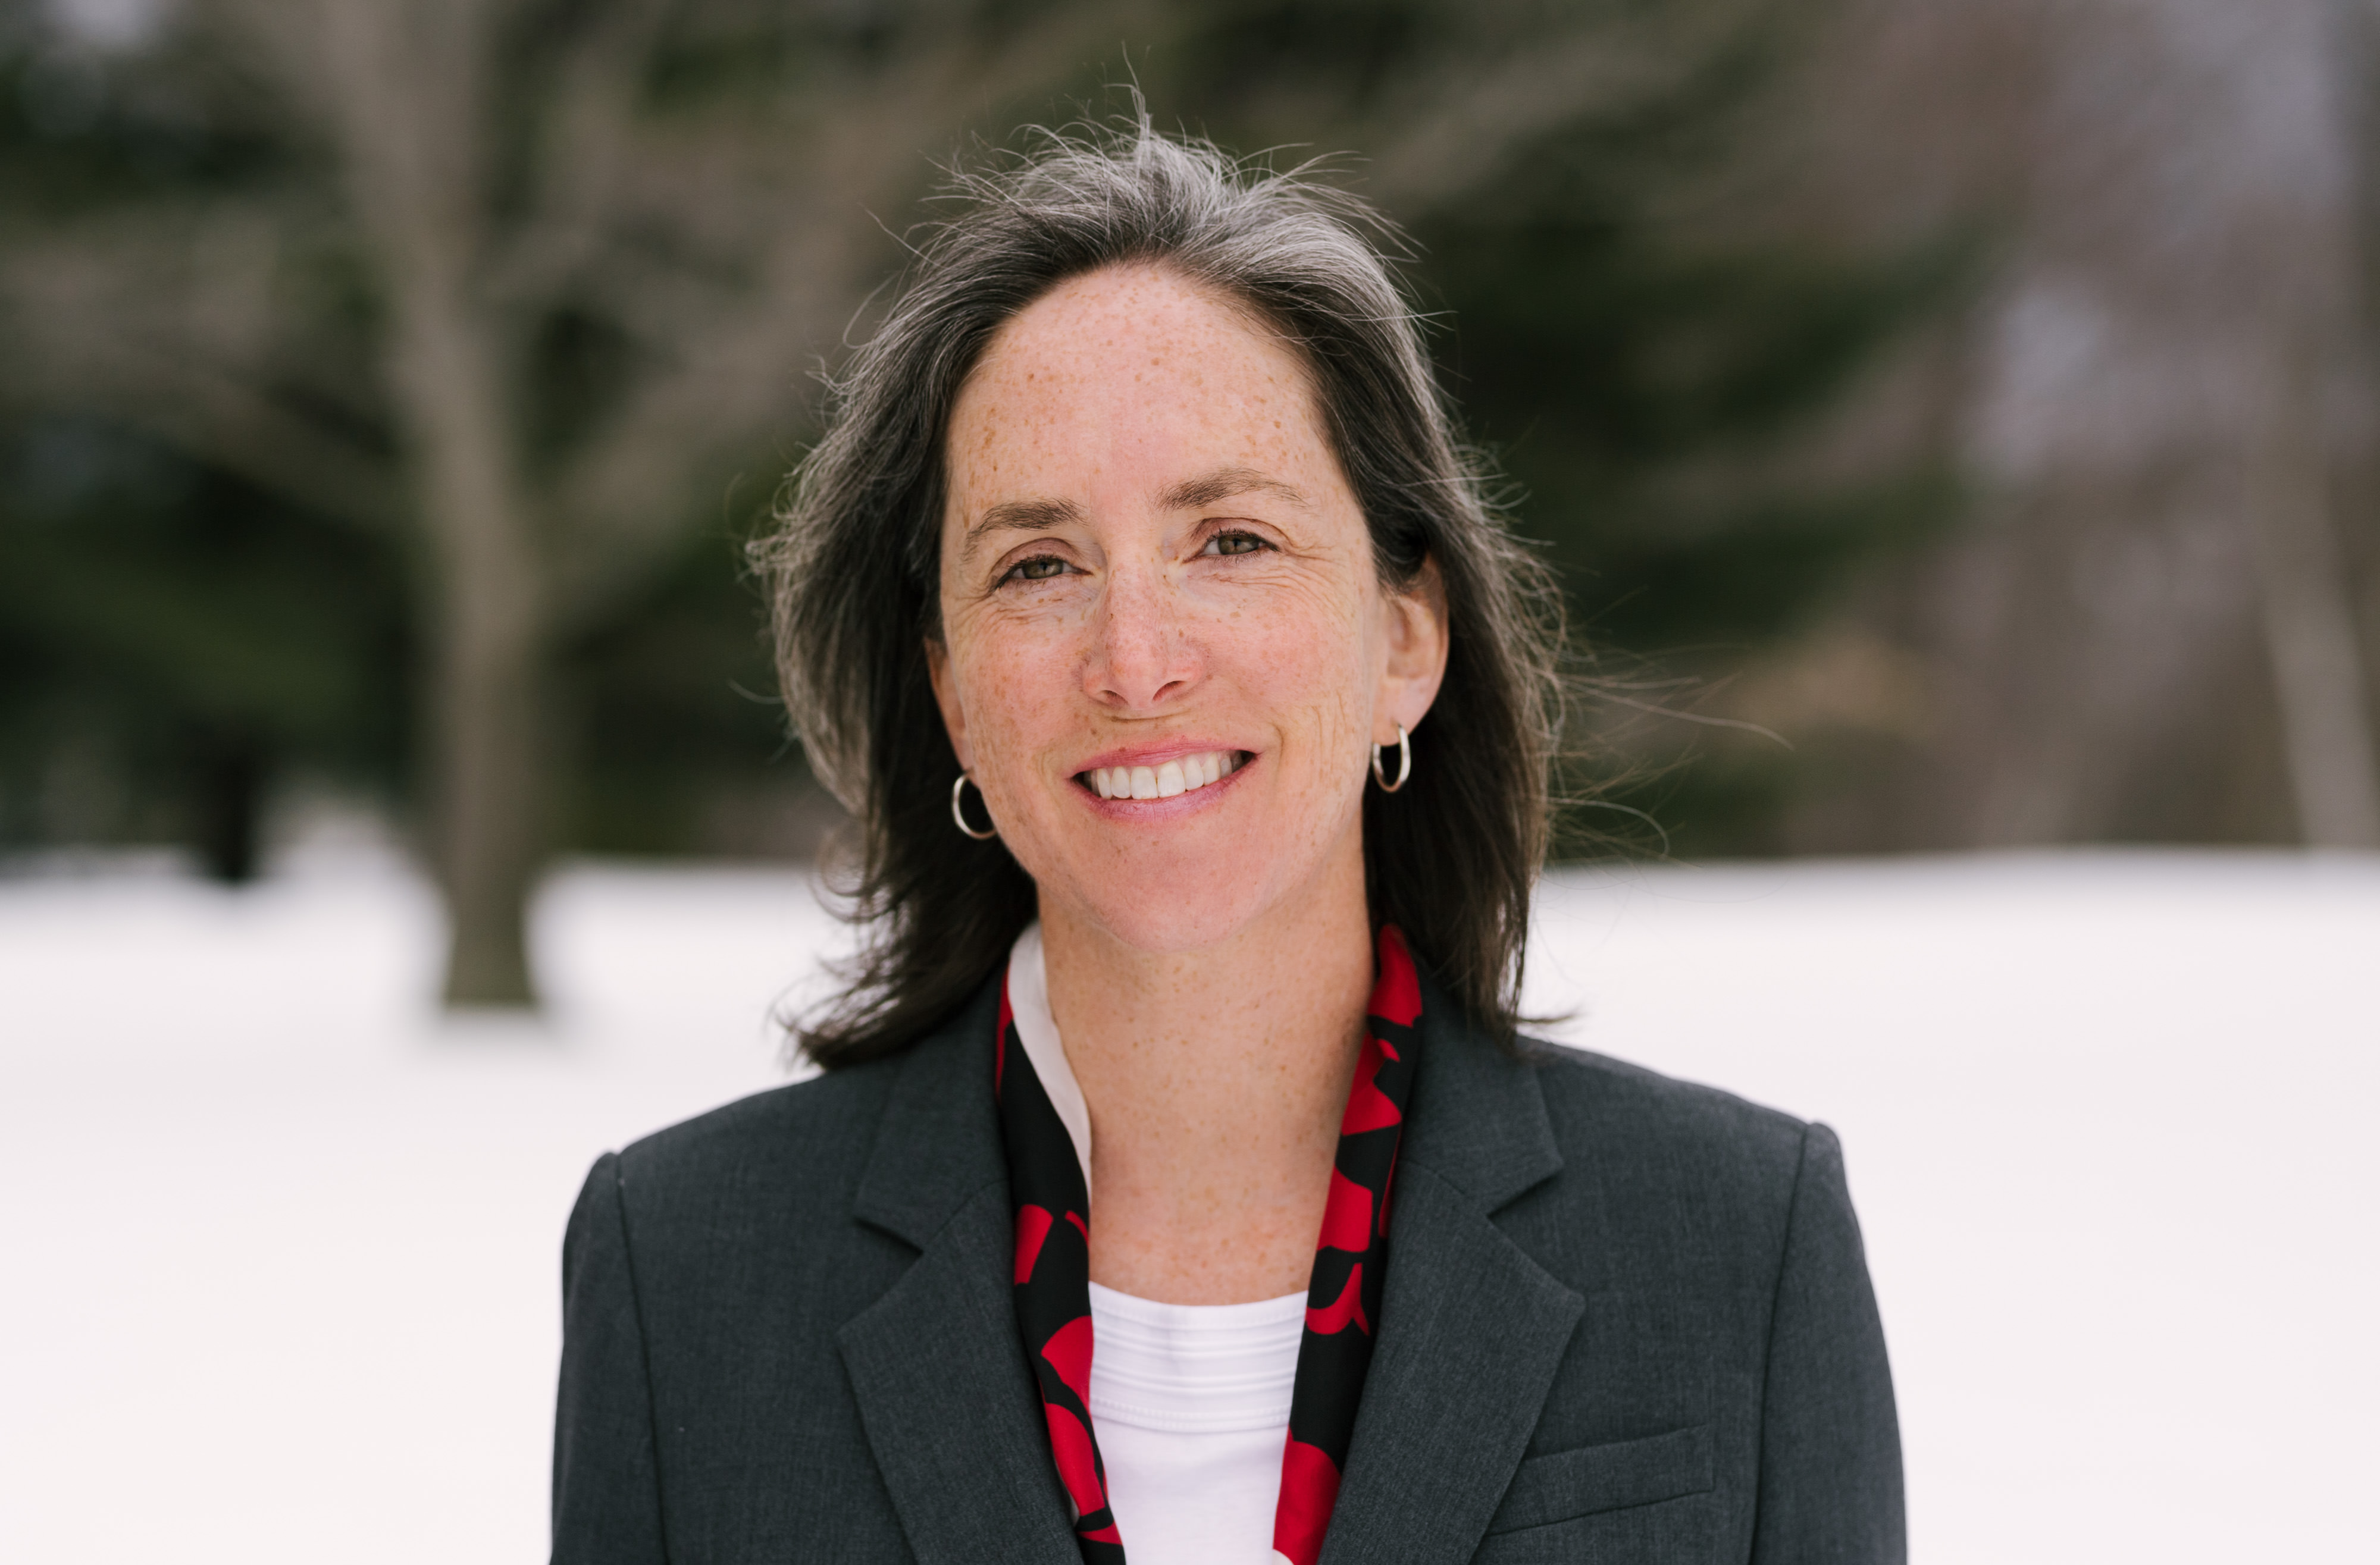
1371,724,1411,793
950,771,998,839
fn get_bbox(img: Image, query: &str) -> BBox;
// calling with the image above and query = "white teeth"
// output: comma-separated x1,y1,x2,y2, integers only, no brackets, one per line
1085,751,1245,801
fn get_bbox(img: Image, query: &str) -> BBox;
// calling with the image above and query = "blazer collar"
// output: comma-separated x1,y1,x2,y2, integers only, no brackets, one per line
850,959,1567,1235
1319,968,1586,1564
1397,965,1566,1213
851,976,1009,1249
840,975,1082,1564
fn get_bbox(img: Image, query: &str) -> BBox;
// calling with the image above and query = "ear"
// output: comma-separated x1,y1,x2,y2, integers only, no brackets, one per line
925,636,973,773
1376,555,1451,745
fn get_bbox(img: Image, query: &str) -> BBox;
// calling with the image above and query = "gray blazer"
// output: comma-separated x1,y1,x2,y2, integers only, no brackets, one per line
553,968,1903,1563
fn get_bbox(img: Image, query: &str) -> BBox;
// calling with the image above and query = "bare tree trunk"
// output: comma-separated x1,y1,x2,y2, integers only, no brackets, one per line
407,303,546,1006
2248,342,2380,848
315,0,547,1004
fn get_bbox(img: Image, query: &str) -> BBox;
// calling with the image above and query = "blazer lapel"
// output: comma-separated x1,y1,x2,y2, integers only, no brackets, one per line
1319,977,1585,1565
837,982,1081,1565
833,970,1581,1565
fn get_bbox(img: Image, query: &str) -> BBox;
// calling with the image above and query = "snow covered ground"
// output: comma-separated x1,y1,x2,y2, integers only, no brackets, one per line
1,848,2372,1563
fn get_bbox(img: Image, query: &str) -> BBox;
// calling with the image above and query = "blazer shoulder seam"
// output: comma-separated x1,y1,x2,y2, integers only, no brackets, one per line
1755,1121,1817,1407
605,1152,675,1558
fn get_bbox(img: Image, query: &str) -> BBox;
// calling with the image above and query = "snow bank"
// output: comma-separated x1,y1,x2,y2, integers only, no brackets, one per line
1,849,2372,1563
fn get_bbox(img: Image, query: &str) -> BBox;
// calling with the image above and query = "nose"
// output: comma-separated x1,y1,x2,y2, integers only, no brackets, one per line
1084,557,1202,712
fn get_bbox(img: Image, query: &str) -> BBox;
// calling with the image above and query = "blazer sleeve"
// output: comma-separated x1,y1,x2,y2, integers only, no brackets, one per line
1750,1122,1906,1565
552,1153,668,1564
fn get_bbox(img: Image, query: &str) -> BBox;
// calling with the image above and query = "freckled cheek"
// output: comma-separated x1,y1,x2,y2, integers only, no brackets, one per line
1217,602,1376,763
957,629,1079,787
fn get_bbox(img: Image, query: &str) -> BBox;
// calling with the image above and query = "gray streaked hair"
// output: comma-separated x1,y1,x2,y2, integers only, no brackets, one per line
759,120,1565,1068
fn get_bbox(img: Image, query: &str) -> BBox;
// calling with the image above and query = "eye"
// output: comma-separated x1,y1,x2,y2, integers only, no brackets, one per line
1001,554,1072,584
1204,530,1269,557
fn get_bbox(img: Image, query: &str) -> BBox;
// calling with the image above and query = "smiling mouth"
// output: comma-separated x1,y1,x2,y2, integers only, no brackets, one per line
1079,750,1247,801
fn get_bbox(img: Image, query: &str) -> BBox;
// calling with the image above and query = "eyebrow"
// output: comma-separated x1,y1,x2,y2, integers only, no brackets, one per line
1160,466,1311,513
966,496,1084,546
963,466,1310,547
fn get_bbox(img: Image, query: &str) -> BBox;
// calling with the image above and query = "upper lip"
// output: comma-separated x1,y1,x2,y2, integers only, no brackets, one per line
1070,742,1248,776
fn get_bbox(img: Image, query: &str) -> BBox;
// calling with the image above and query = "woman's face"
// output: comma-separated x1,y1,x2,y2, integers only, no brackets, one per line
929,264,1446,955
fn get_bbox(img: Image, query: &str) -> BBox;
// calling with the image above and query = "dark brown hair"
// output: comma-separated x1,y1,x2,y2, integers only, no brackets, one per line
758,123,1565,1069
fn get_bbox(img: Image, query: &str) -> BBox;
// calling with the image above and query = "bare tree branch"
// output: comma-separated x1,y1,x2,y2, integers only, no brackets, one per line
486,0,677,309
542,0,1178,625
0,215,399,529
1360,0,1774,214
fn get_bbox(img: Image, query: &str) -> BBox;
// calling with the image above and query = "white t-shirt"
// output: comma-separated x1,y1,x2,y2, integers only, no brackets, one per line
1087,1281,1304,1565
1008,925,1305,1565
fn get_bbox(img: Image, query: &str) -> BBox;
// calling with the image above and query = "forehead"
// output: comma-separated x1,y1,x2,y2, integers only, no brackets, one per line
946,264,1333,484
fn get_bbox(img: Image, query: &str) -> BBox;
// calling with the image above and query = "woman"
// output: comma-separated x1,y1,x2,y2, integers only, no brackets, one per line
552,127,1901,1565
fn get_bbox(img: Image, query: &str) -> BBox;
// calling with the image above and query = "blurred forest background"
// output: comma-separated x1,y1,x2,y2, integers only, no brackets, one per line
4,0,2378,1006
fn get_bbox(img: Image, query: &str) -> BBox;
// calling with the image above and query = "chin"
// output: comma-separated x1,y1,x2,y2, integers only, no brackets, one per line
1039,840,1306,956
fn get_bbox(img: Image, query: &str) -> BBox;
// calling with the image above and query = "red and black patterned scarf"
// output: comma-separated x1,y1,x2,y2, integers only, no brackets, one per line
994,924,1422,1565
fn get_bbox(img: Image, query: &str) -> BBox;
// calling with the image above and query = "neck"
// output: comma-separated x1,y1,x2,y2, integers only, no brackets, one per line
1039,841,1375,1305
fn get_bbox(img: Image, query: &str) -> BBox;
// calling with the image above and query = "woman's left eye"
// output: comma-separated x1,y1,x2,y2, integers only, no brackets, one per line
1003,555,1071,584
1204,531,1268,557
